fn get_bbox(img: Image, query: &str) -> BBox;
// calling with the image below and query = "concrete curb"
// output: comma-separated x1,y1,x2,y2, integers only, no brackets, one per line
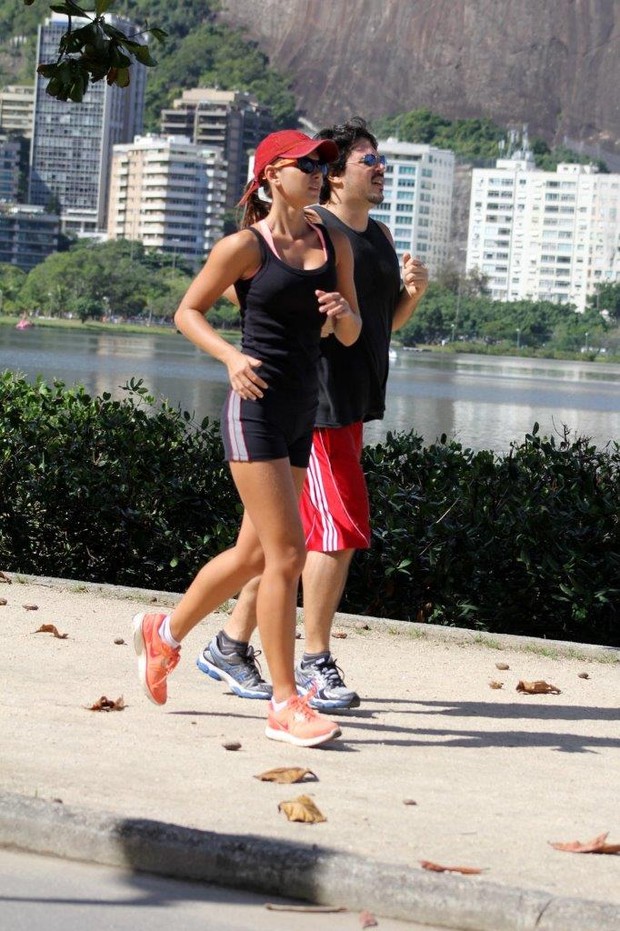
7,573,619,663
2,793,620,931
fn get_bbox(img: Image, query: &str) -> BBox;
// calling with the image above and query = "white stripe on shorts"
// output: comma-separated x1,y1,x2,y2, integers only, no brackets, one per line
226,392,249,461
306,440,339,551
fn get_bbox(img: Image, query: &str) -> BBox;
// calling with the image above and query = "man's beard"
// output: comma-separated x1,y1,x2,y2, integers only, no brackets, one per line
367,190,384,205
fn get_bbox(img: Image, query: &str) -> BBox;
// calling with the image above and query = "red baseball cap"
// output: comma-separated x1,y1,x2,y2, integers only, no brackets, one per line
238,130,339,205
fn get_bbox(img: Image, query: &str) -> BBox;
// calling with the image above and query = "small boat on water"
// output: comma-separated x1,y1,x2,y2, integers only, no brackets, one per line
15,317,34,330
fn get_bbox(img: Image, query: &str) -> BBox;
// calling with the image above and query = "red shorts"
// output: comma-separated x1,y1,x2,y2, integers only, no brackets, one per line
300,422,371,552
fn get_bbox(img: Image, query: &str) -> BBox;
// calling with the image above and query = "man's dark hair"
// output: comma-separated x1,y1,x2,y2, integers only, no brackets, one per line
314,116,378,203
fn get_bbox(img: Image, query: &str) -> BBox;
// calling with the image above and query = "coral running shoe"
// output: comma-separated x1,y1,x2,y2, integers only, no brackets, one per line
265,693,341,747
132,612,180,706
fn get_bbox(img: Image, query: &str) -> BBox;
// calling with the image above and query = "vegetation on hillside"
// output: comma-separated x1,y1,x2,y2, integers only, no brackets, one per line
373,107,609,170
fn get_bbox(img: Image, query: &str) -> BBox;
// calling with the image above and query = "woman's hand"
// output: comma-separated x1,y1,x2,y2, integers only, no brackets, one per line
316,289,361,347
316,289,355,321
226,350,268,400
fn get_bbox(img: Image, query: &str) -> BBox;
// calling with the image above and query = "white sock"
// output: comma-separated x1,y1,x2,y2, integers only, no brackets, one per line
158,615,181,649
270,696,290,712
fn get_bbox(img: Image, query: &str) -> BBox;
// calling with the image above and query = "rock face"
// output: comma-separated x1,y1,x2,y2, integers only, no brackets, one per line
217,0,620,153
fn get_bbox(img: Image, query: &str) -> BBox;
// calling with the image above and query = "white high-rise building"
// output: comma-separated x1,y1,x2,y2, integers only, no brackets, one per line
466,155,620,311
370,139,454,275
29,13,146,236
107,135,227,265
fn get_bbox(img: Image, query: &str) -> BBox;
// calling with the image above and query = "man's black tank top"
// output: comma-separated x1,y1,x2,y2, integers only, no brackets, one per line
311,206,401,427
234,224,337,402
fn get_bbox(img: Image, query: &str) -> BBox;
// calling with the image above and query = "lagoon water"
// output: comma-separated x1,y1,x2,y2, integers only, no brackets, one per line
1,325,619,452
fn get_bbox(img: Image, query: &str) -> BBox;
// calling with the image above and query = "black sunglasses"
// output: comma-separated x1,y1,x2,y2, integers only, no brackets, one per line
357,153,388,168
279,156,331,176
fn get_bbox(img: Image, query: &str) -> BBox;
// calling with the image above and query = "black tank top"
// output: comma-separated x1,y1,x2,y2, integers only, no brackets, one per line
311,206,401,427
234,224,337,399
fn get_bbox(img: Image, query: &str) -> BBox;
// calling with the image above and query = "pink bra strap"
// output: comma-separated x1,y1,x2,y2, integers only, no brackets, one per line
306,220,328,260
257,218,328,261
258,219,279,257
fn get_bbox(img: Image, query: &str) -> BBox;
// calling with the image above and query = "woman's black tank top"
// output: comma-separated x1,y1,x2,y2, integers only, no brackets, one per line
234,225,338,399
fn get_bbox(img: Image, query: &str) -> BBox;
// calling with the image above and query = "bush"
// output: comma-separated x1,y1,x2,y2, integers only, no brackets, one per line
1,375,618,645
348,427,619,645
0,374,240,589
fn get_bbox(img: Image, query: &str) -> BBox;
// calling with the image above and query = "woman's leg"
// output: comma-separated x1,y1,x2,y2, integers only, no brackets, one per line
133,508,266,706
229,459,307,702
169,508,265,642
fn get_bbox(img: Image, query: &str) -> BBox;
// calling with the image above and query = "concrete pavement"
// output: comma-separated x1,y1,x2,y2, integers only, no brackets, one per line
1,573,619,930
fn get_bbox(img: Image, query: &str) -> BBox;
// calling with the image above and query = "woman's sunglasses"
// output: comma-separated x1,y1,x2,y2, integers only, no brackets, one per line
277,156,331,177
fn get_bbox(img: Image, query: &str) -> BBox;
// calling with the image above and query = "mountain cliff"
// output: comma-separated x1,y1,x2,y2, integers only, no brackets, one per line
217,0,620,154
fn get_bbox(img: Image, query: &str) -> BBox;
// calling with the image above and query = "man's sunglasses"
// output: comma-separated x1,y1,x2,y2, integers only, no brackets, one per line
357,153,388,168
277,156,331,176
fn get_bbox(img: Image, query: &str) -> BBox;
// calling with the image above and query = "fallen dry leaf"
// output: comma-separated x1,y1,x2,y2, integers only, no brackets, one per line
114,637,126,645
495,662,510,670
332,631,347,639
278,794,326,823
0,598,7,606
33,624,68,639
549,832,620,854
403,798,418,806
489,680,504,689
23,603,39,611
265,904,346,913
355,621,370,630
255,767,317,784
578,672,590,679
516,679,561,695
87,695,125,712
222,741,242,751
0,571,11,583
295,631,303,639
359,910,378,928
420,860,483,875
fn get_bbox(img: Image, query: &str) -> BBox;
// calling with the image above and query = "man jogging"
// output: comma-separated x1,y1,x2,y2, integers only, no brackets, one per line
197,117,429,710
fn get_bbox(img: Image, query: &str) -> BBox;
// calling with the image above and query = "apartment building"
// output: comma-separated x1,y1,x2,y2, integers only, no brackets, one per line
0,135,21,202
466,154,620,310
370,139,455,275
161,88,274,209
0,85,35,137
0,203,59,270
107,135,227,265
28,14,146,236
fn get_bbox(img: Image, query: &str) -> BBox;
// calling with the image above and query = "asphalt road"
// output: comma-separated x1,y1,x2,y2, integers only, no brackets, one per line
0,848,444,931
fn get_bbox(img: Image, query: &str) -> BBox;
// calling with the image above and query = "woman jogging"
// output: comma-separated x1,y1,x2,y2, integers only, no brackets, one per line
132,130,361,747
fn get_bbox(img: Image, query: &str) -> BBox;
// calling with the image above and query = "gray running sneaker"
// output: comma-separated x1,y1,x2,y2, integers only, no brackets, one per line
295,653,360,710
196,636,272,700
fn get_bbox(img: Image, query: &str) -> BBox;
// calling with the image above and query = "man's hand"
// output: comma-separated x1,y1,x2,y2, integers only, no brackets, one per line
402,253,429,301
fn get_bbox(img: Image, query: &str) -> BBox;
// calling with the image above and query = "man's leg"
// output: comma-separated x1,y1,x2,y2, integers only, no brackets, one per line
196,573,270,699
295,546,360,710
294,425,367,710
301,549,354,654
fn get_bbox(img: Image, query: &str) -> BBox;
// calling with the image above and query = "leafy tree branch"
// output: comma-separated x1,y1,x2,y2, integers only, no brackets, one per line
22,0,166,101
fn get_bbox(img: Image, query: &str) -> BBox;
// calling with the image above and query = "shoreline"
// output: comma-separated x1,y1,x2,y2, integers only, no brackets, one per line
2,316,618,365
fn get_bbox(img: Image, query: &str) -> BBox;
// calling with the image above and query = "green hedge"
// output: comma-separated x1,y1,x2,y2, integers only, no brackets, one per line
1,373,618,646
